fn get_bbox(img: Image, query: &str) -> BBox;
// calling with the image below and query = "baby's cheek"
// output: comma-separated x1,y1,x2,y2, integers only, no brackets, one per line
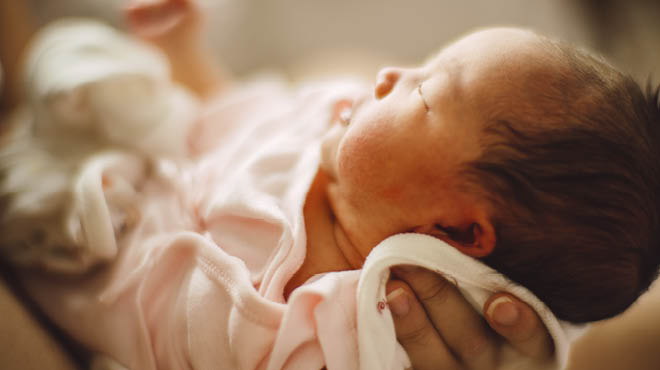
337,130,389,194
336,137,359,185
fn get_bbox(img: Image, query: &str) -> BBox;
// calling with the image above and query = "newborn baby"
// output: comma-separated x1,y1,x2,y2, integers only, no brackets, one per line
310,27,660,322
1,0,659,368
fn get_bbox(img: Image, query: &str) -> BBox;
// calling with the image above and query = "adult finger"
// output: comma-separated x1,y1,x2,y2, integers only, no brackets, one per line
391,267,498,370
386,279,462,370
484,293,554,360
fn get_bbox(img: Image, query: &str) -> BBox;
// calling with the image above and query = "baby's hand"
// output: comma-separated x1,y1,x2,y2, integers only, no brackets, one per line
124,0,201,45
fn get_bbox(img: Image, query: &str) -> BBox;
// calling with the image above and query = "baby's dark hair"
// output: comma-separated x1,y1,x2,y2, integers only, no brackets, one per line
466,38,660,323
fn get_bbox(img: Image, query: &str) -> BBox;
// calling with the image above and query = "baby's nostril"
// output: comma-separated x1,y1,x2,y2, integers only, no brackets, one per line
374,68,401,99
374,80,392,99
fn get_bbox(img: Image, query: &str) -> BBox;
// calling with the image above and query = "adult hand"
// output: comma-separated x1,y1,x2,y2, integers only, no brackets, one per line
386,266,553,370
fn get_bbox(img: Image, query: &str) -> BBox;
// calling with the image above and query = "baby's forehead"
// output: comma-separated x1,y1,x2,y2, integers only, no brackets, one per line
426,31,568,91
417,29,587,126
473,63,580,127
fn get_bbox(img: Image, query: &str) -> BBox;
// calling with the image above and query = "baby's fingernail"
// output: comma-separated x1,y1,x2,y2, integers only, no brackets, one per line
386,288,410,317
487,296,519,326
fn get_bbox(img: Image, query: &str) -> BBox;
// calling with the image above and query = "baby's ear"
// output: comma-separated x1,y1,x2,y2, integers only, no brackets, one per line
450,221,495,258
415,217,495,258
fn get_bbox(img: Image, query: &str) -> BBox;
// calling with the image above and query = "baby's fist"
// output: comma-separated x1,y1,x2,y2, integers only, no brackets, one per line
124,0,201,42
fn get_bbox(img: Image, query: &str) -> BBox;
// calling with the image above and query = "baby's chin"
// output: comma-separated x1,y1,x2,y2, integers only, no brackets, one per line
319,125,345,182
319,150,338,182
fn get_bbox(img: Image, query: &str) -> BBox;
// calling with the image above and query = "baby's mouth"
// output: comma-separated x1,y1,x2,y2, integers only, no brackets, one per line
333,99,354,127
337,94,368,127
339,107,352,126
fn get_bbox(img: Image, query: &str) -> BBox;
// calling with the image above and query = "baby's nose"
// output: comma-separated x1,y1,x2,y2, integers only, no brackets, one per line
374,67,401,99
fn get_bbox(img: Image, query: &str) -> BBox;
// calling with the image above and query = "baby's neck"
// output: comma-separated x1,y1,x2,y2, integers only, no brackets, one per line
283,169,356,299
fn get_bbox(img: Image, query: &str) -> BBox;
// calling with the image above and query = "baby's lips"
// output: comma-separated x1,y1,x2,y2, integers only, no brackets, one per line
332,94,368,126
338,106,353,126
332,99,353,125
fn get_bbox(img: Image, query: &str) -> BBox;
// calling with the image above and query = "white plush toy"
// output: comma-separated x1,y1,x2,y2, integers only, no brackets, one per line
0,19,199,273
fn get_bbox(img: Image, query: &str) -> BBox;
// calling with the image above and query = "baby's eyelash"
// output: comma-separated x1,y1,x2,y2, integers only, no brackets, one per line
418,83,430,111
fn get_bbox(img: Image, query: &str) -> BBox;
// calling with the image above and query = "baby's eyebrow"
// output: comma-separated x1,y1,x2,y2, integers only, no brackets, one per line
418,83,430,111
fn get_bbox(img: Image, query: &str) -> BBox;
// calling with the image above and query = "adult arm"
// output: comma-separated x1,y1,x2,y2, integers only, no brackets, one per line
567,281,660,370
387,267,553,370
0,274,78,370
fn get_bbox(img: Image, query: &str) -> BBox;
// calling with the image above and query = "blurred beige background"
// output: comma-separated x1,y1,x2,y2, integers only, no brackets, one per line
26,0,660,82
4,1,660,369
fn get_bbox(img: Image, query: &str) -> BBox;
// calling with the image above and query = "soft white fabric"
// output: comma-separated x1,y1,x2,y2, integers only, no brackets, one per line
357,233,589,370
24,18,198,158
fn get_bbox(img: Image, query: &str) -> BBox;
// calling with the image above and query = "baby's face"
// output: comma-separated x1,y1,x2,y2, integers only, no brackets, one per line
320,27,554,266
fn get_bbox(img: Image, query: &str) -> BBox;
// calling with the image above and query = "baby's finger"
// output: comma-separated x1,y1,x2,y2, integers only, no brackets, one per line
484,293,554,360
124,0,191,38
393,266,497,370
386,280,462,370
